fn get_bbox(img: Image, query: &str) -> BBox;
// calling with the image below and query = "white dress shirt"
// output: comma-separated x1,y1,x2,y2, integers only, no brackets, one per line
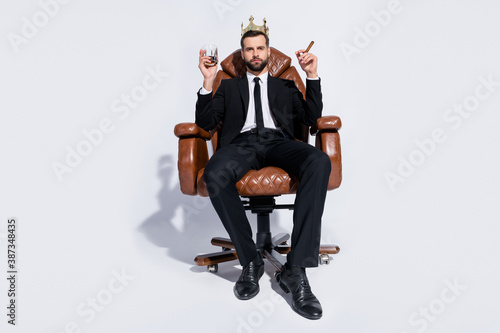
241,72,278,132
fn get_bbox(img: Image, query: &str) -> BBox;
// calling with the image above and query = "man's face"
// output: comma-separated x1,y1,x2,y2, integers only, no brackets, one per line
241,35,270,73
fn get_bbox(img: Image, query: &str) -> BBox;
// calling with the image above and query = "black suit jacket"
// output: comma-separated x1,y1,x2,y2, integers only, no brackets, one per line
195,75,323,148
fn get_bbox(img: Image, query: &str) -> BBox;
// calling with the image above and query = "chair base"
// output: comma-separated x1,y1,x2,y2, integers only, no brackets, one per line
194,196,340,272
194,238,340,271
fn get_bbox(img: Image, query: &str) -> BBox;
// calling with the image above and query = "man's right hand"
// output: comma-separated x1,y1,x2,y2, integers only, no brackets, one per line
199,49,218,92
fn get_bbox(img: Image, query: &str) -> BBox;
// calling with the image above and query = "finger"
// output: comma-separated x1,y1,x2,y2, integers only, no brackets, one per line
303,52,315,59
300,54,310,64
296,50,307,63
200,56,211,64
302,53,316,64
306,54,316,62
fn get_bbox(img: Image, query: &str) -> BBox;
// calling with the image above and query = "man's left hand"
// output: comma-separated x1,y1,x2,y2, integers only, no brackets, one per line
295,49,318,78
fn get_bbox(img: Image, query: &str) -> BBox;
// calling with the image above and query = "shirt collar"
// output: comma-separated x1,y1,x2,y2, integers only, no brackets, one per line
246,71,269,83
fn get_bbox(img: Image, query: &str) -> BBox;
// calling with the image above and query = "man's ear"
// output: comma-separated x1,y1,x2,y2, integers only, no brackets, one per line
267,47,271,58
241,49,244,59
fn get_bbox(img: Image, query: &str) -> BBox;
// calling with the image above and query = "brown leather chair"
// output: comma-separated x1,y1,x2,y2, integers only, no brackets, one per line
174,47,342,272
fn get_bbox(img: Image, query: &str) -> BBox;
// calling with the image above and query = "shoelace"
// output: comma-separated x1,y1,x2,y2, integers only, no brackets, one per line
300,280,312,293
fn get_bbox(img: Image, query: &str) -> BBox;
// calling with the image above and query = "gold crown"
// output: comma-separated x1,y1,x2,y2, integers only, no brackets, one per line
241,16,269,36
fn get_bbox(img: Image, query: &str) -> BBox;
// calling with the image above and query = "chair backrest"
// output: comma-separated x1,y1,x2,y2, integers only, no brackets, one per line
209,47,310,151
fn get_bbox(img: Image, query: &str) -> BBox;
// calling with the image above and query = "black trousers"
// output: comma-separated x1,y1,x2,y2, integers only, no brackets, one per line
203,130,331,268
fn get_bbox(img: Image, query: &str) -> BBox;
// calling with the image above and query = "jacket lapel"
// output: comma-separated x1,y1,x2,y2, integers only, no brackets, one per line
237,77,249,119
268,75,278,108
268,76,288,127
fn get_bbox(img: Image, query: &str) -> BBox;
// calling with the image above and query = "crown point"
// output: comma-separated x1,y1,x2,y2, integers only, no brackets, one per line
241,15,269,36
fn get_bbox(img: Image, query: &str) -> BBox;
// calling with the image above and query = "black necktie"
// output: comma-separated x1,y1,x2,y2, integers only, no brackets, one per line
253,77,265,133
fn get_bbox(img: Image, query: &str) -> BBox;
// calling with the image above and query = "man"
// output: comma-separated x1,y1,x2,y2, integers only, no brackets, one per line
196,30,330,320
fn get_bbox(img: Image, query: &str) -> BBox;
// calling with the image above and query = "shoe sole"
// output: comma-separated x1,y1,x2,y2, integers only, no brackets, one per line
234,286,260,300
291,304,322,320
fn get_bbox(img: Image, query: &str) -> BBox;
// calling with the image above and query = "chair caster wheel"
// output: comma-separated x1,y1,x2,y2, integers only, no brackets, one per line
319,254,330,265
207,264,218,273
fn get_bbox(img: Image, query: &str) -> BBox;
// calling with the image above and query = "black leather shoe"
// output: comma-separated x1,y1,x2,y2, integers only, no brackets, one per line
234,252,265,300
276,264,323,320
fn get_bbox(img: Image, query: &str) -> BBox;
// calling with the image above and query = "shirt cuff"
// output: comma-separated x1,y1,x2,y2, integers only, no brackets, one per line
199,87,212,95
306,77,320,80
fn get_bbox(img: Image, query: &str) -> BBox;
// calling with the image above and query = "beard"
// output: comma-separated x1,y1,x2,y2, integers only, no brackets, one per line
245,56,269,72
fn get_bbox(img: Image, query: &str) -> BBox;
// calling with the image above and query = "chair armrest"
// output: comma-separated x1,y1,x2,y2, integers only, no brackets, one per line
311,116,342,190
174,122,211,140
310,116,342,135
174,123,210,195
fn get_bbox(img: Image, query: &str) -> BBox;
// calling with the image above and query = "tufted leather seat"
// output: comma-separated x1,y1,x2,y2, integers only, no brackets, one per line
196,166,299,197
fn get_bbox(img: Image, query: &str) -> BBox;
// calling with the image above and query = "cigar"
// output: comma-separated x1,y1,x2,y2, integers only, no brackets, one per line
304,41,314,53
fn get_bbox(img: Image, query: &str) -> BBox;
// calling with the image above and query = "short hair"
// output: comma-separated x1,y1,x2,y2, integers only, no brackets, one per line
240,30,270,50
